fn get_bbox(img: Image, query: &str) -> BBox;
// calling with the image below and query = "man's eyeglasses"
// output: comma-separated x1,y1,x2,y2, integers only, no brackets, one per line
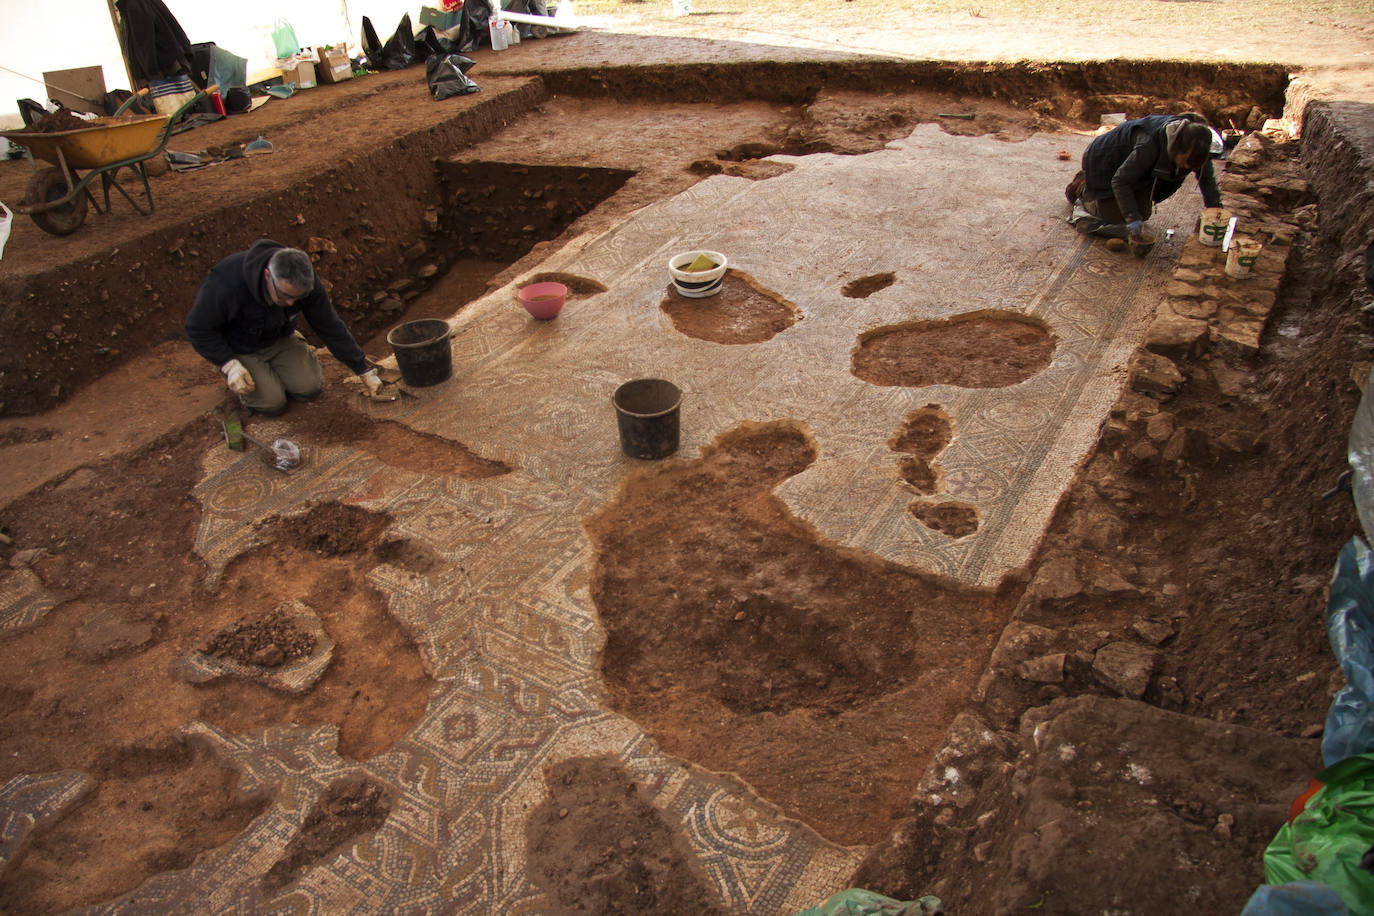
266,271,301,307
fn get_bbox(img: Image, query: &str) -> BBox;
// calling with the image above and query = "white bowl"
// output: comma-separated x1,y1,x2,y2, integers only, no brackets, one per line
667,250,727,298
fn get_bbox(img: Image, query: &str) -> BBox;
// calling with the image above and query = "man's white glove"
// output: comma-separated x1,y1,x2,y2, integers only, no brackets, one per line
221,359,255,395
360,368,382,396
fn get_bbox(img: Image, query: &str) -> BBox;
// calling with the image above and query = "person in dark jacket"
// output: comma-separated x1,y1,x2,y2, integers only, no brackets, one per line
1065,113,1222,246
185,239,380,415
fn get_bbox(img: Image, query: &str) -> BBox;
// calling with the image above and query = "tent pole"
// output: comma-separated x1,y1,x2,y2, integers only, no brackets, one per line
104,0,142,91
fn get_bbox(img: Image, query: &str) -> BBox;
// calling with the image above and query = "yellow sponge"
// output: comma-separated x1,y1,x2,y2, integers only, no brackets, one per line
684,253,718,272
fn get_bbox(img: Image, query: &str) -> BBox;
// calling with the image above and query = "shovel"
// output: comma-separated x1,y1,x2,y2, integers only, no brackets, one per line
223,413,302,472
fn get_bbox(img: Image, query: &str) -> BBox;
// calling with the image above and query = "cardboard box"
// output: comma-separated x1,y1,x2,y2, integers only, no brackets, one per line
286,60,316,89
419,6,462,30
43,66,106,114
315,47,353,85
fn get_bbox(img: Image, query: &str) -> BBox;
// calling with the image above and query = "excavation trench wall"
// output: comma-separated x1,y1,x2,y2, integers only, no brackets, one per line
0,80,548,417
1302,100,1374,301
538,59,1291,125
0,60,1292,416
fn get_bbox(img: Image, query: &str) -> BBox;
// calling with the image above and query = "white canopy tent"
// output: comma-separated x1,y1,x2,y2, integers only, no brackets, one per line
0,0,422,127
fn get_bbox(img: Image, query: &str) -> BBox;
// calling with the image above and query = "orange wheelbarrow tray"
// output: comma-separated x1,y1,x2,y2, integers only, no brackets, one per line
0,86,215,236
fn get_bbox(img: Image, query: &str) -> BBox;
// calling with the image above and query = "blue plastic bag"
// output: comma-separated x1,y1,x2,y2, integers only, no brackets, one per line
1242,881,1350,915
1322,536,1374,766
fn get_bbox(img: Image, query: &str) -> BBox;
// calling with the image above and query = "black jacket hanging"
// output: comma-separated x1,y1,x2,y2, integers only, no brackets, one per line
115,0,194,81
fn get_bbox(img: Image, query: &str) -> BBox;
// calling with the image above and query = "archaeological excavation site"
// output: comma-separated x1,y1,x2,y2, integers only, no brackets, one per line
1,2,1373,913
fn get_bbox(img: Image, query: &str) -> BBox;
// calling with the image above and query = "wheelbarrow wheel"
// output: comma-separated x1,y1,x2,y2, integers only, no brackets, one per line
26,166,88,236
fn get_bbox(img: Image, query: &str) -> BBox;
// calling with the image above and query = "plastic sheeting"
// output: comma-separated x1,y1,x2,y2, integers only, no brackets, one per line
1242,881,1351,916
1263,754,1374,912
1348,368,1374,544
1322,536,1374,766
791,889,944,916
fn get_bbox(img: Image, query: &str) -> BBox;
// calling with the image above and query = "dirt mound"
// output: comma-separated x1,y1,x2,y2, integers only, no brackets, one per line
202,610,318,668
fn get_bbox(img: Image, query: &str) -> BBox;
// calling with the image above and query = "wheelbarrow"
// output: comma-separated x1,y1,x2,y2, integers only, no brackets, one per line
0,85,216,236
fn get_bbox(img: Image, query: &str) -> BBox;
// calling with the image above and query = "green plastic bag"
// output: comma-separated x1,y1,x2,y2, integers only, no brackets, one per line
272,19,300,60
791,888,943,916
1264,754,1374,912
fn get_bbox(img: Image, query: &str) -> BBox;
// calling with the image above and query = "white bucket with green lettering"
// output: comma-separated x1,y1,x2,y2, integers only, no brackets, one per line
1199,207,1231,247
1225,237,1262,279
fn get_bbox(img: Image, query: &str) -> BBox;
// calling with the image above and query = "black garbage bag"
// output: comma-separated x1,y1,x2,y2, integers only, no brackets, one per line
416,25,459,58
426,54,481,100
361,13,418,71
457,0,496,52
17,98,49,127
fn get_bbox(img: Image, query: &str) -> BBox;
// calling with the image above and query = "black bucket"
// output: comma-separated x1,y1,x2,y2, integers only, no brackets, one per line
613,378,682,460
387,319,452,387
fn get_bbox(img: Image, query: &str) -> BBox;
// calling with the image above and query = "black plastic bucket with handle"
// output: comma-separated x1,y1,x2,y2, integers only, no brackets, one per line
387,319,452,387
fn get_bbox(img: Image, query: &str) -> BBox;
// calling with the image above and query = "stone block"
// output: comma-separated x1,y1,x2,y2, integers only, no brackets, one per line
1144,313,1209,361
1145,412,1176,443
1167,296,1218,320
1018,653,1067,684
1165,280,1204,300
1029,554,1083,601
1129,350,1185,398
1214,317,1265,358
1229,288,1278,317
1092,641,1158,697
1178,248,1221,270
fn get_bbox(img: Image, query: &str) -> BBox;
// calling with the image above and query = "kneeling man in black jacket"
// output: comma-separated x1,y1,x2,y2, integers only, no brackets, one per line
185,239,381,415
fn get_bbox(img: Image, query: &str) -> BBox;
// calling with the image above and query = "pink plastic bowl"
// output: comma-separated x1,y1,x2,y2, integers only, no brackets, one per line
518,281,567,319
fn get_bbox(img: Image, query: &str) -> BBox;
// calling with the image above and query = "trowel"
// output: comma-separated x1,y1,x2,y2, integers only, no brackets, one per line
223,413,302,472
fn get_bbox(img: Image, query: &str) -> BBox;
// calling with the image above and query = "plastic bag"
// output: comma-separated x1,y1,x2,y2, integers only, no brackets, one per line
361,14,418,71
426,54,481,100
416,24,466,59
1263,754,1374,912
1242,881,1350,915
460,0,496,49
271,19,300,59
791,889,943,916
1322,536,1374,765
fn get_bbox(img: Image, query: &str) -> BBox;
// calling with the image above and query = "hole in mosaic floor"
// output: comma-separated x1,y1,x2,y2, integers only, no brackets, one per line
291,396,511,479
843,272,897,299
587,420,1013,845
262,775,393,895
689,158,797,181
660,270,801,345
890,405,953,495
909,500,981,538
255,502,391,557
199,504,434,761
525,755,726,915
522,272,610,298
851,310,1056,389
0,738,268,914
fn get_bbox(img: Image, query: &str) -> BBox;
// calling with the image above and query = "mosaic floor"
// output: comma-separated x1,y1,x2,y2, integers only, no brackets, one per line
3,125,1200,914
